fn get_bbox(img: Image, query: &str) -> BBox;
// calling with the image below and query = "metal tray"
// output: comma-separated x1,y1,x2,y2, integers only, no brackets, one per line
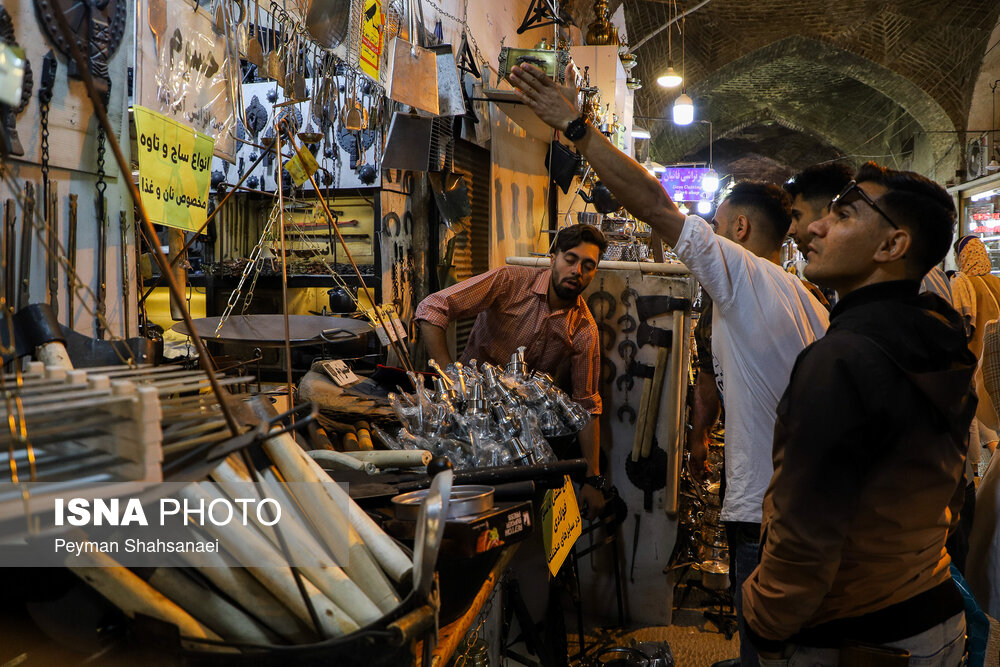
392,485,494,521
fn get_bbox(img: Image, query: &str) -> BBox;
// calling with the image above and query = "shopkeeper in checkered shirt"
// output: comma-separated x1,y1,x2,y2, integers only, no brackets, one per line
414,223,608,518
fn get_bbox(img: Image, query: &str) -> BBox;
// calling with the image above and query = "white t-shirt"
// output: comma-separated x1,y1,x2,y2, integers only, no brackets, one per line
675,215,829,524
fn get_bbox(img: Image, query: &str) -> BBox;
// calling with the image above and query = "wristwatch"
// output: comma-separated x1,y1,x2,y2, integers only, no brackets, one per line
564,115,589,142
583,474,609,493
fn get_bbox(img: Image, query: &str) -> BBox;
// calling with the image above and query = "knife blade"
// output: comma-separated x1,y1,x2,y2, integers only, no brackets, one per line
18,182,34,310
67,193,77,329
3,199,14,311
47,181,58,313
120,210,130,337
96,198,107,338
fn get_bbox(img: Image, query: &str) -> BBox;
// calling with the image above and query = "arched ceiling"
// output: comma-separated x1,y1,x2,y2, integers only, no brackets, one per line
564,0,1000,181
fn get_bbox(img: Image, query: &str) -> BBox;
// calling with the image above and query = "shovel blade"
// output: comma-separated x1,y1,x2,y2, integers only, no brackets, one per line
431,44,465,117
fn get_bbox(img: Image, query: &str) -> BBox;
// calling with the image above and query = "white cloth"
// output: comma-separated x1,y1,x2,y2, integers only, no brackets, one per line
674,215,829,523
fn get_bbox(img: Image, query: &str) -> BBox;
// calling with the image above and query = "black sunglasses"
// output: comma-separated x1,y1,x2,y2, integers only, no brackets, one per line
828,180,899,230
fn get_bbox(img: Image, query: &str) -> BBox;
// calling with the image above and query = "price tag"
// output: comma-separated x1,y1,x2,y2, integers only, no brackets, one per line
320,359,360,386
371,308,407,346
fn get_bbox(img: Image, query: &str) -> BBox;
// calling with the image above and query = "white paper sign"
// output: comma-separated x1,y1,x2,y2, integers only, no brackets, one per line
320,359,360,386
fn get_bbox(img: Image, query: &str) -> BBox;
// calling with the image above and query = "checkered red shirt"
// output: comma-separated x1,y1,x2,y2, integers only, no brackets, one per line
415,266,602,414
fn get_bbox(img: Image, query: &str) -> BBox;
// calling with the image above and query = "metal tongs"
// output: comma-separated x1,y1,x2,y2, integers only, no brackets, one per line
413,469,452,663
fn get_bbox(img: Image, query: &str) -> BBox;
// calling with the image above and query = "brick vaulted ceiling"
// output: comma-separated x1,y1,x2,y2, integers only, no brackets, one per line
567,0,1000,182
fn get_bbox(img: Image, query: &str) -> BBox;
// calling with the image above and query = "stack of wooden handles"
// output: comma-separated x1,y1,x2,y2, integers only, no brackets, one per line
66,431,414,650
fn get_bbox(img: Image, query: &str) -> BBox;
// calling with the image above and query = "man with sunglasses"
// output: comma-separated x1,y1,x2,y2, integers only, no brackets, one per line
742,163,976,666
509,64,829,667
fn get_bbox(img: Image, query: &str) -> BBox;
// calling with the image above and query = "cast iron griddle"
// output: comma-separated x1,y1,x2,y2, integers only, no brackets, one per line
172,314,372,347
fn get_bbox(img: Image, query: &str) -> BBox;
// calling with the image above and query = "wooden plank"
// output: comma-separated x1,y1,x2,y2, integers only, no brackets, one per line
417,544,519,667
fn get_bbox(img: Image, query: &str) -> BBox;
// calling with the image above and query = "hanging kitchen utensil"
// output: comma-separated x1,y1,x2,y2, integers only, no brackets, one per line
305,0,352,48
430,44,464,117
312,49,327,118
282,29,297,97
328,64,341,126
427,171,471,226
293,36,308,102
412,468,451,664
298,116,323,145
245,0,263,67
266,7,283,84
235,0,248,57
214,0,226,34
148,0,167,60
382,111,433,172
343,71,365,131
385,0,439,115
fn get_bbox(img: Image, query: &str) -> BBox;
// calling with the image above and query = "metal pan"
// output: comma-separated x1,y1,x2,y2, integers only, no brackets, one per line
392,484,494,521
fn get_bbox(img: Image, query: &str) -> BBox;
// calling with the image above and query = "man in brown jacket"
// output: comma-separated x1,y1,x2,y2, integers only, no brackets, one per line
743,163,977,666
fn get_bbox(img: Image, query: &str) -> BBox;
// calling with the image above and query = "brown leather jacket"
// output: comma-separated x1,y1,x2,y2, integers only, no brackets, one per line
743,281,976,649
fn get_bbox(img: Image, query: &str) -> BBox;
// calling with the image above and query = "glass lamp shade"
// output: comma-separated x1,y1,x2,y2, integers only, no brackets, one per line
673,93,694,125
702,168,720,193
657,66,683,88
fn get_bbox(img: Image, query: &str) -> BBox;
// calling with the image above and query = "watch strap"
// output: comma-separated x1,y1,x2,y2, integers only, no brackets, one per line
564,115,589,142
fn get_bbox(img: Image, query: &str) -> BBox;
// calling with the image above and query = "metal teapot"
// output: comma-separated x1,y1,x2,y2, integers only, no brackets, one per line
579,180,621,214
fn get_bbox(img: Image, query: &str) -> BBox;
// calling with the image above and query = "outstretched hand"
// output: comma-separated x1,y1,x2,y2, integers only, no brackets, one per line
509,63,581,133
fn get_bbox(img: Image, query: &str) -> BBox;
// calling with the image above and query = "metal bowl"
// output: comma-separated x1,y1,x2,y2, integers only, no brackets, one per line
392,485,494,521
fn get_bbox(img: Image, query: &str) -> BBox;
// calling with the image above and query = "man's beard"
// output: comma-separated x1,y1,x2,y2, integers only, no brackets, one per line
552,277,583,300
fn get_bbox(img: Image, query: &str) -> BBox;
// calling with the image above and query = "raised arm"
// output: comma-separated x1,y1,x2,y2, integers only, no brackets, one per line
509,64,687,246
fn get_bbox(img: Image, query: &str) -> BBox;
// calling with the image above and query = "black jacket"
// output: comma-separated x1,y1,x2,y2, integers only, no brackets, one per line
744,280,977,650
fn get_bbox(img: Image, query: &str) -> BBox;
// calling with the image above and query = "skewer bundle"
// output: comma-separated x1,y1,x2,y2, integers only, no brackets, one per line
0,361,250,500
65,434,414,651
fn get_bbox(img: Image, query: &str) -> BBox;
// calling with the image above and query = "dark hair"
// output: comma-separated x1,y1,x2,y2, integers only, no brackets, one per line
724,181,793,246
784,162,855,205
553,223,608,256
855,161,956,277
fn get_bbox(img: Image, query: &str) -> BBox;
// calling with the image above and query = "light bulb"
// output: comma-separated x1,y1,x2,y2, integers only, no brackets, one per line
657,66,683,88
632,126,651,140
697,198,712,215
673,93,694,125
702,168,720,193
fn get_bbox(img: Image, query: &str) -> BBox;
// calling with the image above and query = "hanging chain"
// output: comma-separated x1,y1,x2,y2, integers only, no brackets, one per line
94,122,109,338
217,201,279,333
96,126,108,214
453,588,496,667
39,107,50,199
418,0,492,76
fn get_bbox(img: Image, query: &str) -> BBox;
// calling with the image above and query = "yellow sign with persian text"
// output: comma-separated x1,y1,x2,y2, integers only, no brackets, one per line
133,105,215,233
284,146,320,186
541,476,582,576
359,0,384,81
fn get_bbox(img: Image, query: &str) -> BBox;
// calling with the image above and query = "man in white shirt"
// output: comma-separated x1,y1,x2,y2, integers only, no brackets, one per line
509,63,829,667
